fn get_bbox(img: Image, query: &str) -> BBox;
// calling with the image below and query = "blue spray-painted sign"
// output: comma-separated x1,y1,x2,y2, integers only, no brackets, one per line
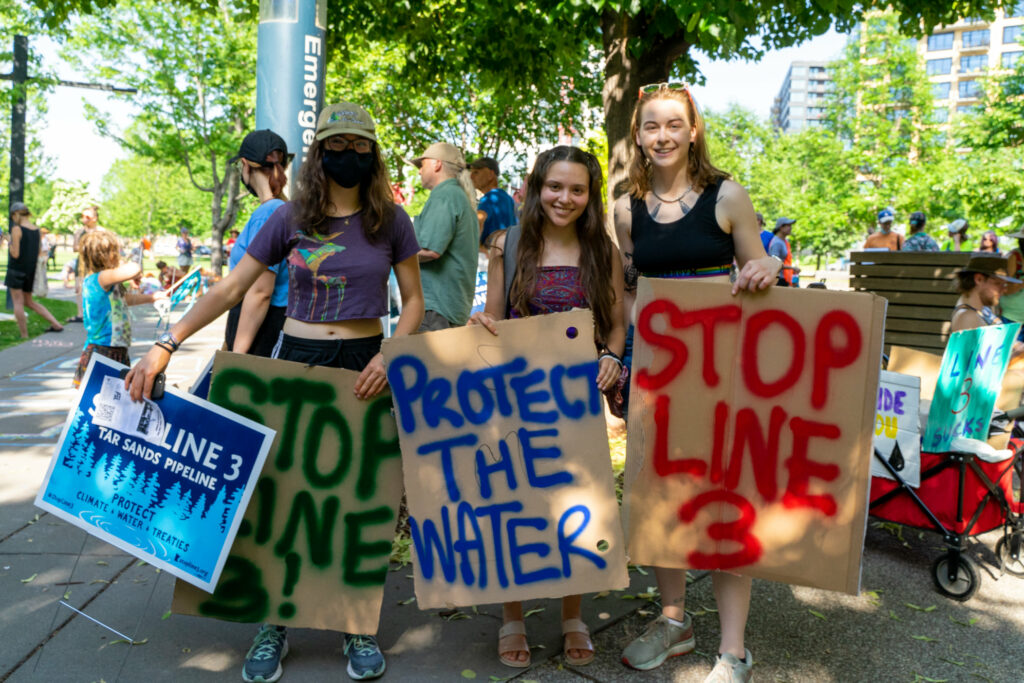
381,310,629,608
924,323,1020,452
35,355,276,592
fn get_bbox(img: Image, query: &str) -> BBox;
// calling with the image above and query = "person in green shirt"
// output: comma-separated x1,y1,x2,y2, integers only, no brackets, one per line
409,142,479,330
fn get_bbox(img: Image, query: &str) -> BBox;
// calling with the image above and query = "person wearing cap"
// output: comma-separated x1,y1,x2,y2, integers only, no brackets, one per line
68,204,107,323
864,208,904,251
4,202,64,337
768,217,800,286
901,211,939,252
469,156,516,249
409,141,479,330
223,129,292,357
951,255,1022,333
943,218,970,252
125,101,424,683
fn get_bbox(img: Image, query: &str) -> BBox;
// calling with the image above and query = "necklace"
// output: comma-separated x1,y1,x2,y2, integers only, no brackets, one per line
651,183,693,204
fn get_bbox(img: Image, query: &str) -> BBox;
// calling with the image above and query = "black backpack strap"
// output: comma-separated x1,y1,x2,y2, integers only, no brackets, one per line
503,224,521,311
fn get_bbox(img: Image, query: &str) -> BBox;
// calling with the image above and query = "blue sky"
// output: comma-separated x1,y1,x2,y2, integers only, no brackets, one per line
38,28,844,193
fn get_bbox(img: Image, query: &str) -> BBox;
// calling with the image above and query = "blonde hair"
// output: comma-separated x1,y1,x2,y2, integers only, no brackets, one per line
627,87,730,199
79,230,122,276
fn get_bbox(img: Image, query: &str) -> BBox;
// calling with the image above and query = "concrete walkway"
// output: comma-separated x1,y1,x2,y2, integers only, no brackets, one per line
1,286,1023,682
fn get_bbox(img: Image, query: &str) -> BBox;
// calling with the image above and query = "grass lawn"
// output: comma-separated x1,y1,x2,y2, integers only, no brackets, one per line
0,296,79,352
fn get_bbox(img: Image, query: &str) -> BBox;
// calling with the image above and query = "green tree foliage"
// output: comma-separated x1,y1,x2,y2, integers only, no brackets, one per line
38,179,95,234
706,105,861,263
959,45,1024,149
100,153,227,238
1,4,56,217
825,9,940,224
58,0,255,273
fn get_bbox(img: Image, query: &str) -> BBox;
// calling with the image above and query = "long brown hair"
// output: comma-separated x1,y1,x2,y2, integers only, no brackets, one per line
627,86,730,199
249,149,289,200
79,230,122,276
510,146,616,341
292,138,395,240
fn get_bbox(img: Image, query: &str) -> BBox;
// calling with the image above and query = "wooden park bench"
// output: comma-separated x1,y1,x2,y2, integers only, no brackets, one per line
849,250,972,355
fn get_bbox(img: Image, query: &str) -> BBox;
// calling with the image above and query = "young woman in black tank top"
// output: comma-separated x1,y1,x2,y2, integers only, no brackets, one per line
614,84,781,682
4,203,64,338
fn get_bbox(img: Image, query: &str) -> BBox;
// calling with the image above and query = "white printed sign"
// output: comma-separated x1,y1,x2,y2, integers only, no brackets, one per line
871,371,921,487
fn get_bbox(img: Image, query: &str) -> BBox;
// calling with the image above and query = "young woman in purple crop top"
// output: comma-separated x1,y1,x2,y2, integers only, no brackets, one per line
615,84,781,682
126,102,423,682
469,146,625,670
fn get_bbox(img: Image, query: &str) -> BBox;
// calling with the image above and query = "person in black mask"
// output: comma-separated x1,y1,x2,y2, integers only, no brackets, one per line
124,101,424,682
224,129,292,356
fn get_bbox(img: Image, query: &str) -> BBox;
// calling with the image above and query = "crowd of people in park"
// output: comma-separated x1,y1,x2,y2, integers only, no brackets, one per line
6,83,1024,683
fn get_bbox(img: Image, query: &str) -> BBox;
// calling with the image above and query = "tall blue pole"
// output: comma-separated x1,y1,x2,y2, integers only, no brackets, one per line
255,0,326,189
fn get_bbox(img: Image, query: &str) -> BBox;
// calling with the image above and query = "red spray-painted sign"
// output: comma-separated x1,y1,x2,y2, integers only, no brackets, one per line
623,279,885,594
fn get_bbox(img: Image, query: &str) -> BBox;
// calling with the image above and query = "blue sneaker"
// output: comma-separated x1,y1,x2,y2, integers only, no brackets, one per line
343,633,386,680
242,624,288,683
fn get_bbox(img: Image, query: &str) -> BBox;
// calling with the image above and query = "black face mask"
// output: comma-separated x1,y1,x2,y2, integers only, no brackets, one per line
321,149,373,188
242,179,258,197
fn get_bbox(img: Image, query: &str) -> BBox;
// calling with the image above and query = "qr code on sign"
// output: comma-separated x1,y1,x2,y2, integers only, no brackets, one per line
96,403,115,422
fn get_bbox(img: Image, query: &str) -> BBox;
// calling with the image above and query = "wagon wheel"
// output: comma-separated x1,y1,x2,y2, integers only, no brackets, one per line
932,554,981,601
995,536,1024,577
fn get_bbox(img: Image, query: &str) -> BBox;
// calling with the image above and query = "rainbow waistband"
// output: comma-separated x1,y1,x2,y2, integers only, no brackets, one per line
643,263,732,279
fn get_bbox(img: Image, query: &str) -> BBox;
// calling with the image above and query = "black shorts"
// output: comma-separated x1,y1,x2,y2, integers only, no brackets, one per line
272,333,382,372
4,267,35,293
224,303,287,358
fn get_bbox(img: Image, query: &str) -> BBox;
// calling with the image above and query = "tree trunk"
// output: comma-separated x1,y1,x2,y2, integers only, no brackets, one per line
601,10,691,207
208,162,240,277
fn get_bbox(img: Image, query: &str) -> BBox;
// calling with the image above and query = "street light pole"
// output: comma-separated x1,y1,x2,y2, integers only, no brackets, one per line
2,34,137,228
9,34,27,219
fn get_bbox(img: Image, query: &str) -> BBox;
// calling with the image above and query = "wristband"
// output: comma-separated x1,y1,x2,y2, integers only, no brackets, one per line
154,341,175,354
599,352,623,367
769,254,784,268
157,331,180,352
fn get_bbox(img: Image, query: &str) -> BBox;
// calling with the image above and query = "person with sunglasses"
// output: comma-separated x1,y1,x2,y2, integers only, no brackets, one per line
616,82,780,683
125,102,424,682
223,129,293,357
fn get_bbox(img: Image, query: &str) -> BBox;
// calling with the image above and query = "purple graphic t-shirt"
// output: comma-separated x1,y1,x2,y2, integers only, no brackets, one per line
246,203,420,322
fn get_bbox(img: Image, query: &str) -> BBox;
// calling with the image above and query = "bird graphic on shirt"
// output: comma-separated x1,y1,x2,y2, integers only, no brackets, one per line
287,230,348,318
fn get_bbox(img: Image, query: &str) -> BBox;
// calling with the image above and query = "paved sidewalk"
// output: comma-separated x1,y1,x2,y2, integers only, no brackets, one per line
2,291,1024,682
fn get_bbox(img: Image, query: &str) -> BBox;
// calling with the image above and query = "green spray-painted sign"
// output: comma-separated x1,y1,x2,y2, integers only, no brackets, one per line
924,323,1019,452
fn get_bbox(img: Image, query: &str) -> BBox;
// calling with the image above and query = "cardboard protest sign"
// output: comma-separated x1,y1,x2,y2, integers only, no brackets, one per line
382,311,629,608
623,279,886,595
36,355,275,592
173,352,403,633
923,323,1020,452
871,371,921,487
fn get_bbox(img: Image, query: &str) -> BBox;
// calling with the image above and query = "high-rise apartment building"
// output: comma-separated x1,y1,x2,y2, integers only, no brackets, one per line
917,6,1024,122
771,61,832,132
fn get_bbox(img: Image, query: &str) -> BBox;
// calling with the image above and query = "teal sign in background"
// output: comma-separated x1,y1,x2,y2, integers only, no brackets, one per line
924,323,1020,451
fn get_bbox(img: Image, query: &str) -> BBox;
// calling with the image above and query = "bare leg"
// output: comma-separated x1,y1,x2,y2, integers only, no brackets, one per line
500,601,528,664
75,274,83,317
560,594,591,661
10,290,28,338
23,293,62,330
655,566,688,621
711,571,751,659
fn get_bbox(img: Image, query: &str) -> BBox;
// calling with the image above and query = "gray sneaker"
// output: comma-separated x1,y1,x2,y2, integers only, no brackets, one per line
242,624,288,683
704,648,753,683
621,614,695,670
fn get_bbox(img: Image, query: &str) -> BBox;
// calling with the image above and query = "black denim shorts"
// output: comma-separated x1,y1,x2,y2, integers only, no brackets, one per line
271,333,383,372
